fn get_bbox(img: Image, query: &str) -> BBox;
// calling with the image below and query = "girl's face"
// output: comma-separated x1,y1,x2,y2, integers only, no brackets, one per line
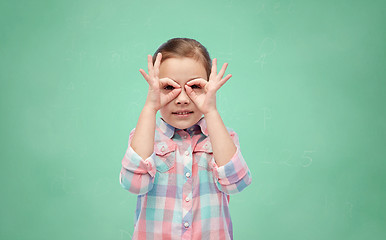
159,57,207,129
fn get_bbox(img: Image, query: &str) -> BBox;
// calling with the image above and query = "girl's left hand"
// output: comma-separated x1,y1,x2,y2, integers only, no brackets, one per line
185,58,232,115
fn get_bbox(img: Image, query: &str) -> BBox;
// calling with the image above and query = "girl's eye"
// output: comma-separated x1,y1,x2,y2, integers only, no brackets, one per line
164,85,175,90
191,84,201,89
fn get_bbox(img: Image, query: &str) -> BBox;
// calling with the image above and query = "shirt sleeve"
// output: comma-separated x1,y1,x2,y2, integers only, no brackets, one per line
119,128,156,195
211,130,252,195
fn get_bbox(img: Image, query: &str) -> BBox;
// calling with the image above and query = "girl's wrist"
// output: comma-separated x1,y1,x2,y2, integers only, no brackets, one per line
143,102,158,114
203,109,219,118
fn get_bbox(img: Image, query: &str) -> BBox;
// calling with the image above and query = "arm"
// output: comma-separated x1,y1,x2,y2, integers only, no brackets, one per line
204,110,236,166
130,105,157,160
120,53,181,194
185,58,234,166
132,53,181,159
185,58,251,194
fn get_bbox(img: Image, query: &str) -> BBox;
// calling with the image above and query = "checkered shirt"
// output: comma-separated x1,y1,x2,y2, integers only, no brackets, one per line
120,117,251,239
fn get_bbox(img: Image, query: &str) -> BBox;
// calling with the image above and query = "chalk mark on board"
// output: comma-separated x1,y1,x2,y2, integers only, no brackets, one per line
110,51,122,67
254,38,277,70
262,107,272,130
51,168,76,194
301,150,315,167
144,18,153,29
273,1,282,13
120,229,133,239
324,195,354,220
287,0,295,13
278,148,294,166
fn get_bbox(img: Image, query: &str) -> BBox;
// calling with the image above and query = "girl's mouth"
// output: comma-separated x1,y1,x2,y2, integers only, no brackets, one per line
172,111,194,117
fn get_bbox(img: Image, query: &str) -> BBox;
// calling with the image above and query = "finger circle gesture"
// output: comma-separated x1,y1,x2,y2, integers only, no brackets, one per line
185,58,232,114
139,53,181,111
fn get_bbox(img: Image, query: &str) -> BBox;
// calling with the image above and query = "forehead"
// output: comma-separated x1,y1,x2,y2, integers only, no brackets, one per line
159,57,207,84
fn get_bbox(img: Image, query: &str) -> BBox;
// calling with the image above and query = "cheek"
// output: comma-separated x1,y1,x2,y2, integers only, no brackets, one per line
159,107,166,116
159,105,170,117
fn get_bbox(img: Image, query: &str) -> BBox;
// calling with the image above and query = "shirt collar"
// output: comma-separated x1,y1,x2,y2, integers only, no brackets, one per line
157,117,209,138
196,117,209,136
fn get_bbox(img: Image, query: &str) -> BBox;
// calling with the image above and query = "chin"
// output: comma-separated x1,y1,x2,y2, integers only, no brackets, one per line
163,116,202,130
170,121,194,130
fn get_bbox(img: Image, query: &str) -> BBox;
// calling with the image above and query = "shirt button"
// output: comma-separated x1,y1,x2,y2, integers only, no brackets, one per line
183,135,187,139
184,222,189,228
185,197,190,202
185,172,191,178
185,151,189,156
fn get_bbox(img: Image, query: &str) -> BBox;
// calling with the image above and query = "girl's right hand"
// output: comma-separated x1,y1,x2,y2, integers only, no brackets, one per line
139,53,181,112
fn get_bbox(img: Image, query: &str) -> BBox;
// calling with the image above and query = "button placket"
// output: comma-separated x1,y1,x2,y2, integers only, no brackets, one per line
180,131,193,233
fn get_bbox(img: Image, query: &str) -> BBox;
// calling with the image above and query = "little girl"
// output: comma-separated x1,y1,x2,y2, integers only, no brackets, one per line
120,38,251,240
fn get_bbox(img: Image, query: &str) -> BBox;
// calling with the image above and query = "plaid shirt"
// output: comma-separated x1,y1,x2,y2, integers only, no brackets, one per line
120,117,251,240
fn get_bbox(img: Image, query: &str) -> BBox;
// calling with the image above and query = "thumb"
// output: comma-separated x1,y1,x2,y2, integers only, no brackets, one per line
161,88,181,106
185,85,198,103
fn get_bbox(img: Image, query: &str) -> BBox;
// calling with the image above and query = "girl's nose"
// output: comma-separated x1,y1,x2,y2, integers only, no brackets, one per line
175,88,190,105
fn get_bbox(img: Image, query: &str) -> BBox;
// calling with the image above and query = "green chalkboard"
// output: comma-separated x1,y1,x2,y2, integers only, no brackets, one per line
1,0,385,239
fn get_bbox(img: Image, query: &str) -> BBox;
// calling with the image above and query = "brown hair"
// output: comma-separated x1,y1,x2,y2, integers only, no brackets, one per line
152,38,212,80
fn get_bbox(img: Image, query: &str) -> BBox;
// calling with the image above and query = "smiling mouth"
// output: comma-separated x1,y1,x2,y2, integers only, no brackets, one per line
172,111,194,115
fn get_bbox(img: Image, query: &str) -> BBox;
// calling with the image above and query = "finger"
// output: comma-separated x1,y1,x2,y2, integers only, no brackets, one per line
139,69,151,84
185,85,199,102
166,88,181,101
186,78,208,88
160,78,181,88
161,88,181,105
147,54,154,77
169,88,181,99
153,53,162,77
217,62,229,80
210,58,217,79
218,74,232,88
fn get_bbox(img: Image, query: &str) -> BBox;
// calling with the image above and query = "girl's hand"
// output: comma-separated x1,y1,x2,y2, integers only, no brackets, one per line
185,58,232,115
139,53,181,112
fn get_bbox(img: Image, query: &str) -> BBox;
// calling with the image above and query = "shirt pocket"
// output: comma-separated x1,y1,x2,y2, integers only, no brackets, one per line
154,141,177,172
193,138,213,170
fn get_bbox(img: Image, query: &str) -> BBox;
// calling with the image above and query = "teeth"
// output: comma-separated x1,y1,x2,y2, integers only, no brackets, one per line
176,112,190,115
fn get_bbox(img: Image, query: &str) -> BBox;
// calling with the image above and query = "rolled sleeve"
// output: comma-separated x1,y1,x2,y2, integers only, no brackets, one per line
121,146,156,177
211,131,252,194
119,129,156,195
